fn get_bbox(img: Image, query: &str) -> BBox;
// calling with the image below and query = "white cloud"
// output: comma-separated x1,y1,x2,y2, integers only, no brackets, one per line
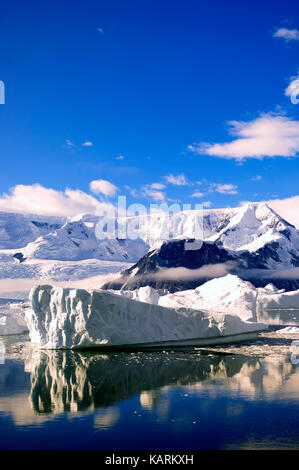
188,114,299,160
273,27,299,41
267,195,299,228
240,195,299,228
82,141,93,147
148,182,166,190
0,184,103,217
152,262,237,281
124,185,138,198
115,155,125,160
165,174,189,186
90,179,119,197
64,139,75,149
191,191,203,198
203,201,212,208
142,186,166,202
209,183,238,195
251,175,262,181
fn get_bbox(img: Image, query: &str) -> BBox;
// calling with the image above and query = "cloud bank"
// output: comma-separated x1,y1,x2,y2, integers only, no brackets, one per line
188,114,299,160
149,262,238,281
0,184,102,217
267,195,299,229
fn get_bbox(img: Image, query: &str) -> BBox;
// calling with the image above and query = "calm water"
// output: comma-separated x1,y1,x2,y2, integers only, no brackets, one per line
0,332,299,450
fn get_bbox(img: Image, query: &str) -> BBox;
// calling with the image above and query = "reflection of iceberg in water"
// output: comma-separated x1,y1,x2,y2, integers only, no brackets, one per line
27,351,248,414
140,390,162,409
94,407,120,429
26,350,299,418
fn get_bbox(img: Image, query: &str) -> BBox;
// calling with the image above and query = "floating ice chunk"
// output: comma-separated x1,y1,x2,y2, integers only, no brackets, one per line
26,284,267,349
112,285,167,305
258,288,299,311
276,326,299,334
0,303,28,335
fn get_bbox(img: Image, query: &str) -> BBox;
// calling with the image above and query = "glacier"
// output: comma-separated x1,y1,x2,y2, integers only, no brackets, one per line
0,211,65,250
26,284,267,349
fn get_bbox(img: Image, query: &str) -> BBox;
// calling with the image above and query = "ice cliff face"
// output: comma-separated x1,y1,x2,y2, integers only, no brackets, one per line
26,284,266,349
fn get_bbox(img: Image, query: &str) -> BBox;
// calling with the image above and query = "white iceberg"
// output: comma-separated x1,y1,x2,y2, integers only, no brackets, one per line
257,287,299,311
276,326,299,334
26,284,267,349
158,275,258,321
114,274,299,325
0,302,29,335
114,276,261,321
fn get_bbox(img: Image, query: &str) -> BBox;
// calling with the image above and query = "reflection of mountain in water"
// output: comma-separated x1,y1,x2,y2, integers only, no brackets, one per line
187,356,298,401
26,351,299,416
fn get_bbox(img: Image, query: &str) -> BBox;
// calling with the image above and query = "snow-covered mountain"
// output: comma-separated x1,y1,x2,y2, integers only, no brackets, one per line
0,212,147,293
1,203,299,292
0,211,65,249
19,219,148,262
0,211,148,263
120,202,298,251
103,203,299,292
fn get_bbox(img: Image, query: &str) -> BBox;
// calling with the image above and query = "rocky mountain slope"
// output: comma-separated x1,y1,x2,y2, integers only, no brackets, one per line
103,203,299,292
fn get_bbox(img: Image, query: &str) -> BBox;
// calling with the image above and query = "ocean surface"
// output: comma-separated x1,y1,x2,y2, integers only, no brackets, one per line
0,329,299,450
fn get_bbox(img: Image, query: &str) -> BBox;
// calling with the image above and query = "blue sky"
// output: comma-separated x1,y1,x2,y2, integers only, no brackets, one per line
1,0,299,220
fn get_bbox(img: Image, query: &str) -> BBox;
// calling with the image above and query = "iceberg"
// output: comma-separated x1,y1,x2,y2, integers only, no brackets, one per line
114,274,299,325
0,302,29,335
113,276,266,321
158,275,258,321
26,284,267,349
276,326,299,334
